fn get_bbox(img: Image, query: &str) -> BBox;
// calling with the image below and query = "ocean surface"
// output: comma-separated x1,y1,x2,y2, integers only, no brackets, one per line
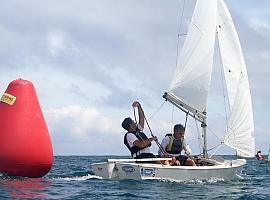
0,155,269,199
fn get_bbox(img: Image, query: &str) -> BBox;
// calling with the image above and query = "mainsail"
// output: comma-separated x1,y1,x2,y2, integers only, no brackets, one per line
166,0,255,157
167,0,217,118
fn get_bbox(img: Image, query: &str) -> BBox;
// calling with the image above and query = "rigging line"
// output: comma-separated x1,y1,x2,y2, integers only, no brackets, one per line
194,118,203,152
142,108,167,156
206,125,223,141
207,143,223,154
148,101,166,120
208,143,223,158
222,130,240,143
170,104,175,134
175,0,186,67
134,104,167,156
202,124,224,155
216,30,229,132
135,133,167,163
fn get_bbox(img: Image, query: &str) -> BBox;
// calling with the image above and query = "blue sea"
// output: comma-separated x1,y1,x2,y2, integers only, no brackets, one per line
0,155,269,199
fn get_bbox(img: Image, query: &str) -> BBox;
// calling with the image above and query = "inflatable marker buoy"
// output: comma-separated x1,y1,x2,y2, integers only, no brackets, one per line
0,79,53,178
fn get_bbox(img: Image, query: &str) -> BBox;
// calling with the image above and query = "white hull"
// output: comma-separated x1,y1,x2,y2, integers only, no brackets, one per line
90,158,246,181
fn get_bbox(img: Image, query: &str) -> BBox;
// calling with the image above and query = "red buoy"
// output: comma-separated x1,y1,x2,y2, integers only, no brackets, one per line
0,79,53,178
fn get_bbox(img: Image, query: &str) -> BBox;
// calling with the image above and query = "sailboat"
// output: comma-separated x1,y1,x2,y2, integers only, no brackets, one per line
90,0,255,181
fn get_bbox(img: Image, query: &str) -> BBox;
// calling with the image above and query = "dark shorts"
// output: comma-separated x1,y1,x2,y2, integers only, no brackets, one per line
134,153,157,163
135,153,156,159
176,155,188,165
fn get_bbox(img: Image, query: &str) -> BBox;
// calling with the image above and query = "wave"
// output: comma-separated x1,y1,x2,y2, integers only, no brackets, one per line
157,177,225,184
51,174,102,181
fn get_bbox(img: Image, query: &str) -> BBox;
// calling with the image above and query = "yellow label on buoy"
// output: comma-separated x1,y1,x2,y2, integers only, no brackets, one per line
0,93,16,105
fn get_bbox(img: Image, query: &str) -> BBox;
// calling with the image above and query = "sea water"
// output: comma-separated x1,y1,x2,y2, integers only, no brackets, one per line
0,155,269,199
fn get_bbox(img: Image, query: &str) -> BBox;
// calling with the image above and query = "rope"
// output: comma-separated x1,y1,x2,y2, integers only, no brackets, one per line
193,118,224,157
175,0,187,67
140,107,167,156
134,104,168,157
134,132,167,164
171,104,175,133
216,32,229,132
133,107,137,124
144,101,169,157
144,114,167,156
148,101,166,120
206,126,223,141
208,143,223,158
194,118,203,153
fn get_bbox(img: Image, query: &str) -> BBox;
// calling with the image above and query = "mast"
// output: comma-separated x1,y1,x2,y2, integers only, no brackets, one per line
202,118,208,158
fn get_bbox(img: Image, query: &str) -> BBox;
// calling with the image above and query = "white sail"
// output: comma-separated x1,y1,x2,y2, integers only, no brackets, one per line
217,0,255,157
223,76,255,157
168,0,217,116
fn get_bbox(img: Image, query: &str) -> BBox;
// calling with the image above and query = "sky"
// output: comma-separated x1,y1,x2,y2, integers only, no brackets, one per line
0,0,269,156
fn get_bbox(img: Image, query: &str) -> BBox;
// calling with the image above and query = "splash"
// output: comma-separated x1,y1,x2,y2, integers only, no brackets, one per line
157,177,225,184
52,174,102,181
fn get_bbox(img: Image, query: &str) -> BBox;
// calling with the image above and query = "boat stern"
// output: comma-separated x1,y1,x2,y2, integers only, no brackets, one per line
90,162,119,180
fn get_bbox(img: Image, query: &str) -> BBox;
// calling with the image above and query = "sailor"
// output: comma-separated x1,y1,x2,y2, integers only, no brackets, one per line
121,101,158,159
256,150,264,161
159,124,196,166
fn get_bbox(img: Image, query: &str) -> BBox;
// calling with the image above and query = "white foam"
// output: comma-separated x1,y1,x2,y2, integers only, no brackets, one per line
52,174,102,181
158,177,225,184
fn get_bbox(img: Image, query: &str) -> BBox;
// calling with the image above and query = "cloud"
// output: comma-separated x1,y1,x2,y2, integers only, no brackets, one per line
45,105,126,155
0,0,269,155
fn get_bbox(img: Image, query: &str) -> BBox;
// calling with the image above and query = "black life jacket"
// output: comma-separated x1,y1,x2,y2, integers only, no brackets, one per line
165,133,184,154
124,128,151,157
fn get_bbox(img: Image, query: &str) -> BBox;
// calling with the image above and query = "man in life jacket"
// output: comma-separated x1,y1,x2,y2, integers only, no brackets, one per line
159,124,196,166
121,101,158,159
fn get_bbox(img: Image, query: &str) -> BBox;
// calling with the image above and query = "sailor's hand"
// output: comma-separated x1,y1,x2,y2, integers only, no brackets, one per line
151,136,157,141
132,101,141,108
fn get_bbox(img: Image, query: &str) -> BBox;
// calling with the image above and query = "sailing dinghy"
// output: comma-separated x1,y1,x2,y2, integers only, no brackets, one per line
91,0,255,181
